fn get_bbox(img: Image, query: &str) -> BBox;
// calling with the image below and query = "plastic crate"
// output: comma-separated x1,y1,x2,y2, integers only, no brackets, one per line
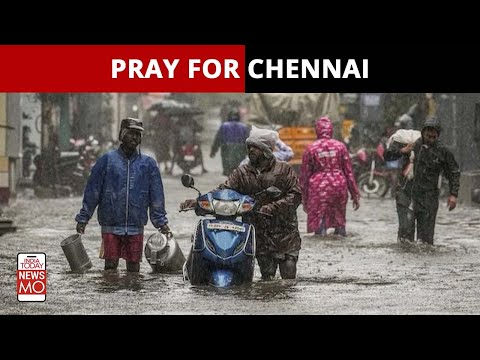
278,126,316,140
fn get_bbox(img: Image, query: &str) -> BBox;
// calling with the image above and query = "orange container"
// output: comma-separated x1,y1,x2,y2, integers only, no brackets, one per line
279,126,316,140
278,126,316,168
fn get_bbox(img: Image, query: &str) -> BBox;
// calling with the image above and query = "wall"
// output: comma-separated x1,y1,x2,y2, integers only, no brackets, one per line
0,93,22,204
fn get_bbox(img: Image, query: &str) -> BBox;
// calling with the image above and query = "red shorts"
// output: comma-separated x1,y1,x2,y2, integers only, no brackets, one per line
100,233,144,263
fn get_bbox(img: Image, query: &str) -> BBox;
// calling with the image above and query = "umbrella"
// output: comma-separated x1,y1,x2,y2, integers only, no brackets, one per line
147,99,204,116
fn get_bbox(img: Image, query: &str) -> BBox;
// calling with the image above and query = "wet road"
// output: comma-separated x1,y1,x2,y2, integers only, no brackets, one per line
2,110,480,314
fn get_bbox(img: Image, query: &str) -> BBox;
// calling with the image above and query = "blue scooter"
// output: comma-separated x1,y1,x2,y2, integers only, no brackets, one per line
180,174,280,287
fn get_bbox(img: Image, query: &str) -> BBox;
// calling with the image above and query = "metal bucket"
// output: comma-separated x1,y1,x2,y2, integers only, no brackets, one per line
144,232,186,273
60,234,93,273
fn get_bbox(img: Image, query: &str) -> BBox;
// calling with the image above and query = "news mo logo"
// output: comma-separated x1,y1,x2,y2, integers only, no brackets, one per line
17,253,46,302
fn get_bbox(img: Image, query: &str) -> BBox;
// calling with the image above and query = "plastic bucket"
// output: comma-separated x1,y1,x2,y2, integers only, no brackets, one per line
60,234,93,272
144,232,186,273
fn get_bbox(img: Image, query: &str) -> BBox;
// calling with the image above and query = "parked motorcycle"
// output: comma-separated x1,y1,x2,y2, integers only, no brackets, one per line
356,162,397,198
353,144,449,199
70,136,101,193
180,174,281,287
169,124,205,175
351,146,372,181
176,142,203,175
33,135,101,197
351,143,398,198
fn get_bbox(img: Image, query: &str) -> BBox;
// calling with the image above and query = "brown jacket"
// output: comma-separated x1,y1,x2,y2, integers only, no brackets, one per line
218,157,302,256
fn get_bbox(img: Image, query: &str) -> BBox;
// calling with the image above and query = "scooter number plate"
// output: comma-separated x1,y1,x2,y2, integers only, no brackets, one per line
184,155,195,161
207,223,246,232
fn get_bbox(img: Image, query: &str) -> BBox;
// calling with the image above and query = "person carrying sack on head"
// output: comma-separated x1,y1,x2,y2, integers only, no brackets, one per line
384,116,460,245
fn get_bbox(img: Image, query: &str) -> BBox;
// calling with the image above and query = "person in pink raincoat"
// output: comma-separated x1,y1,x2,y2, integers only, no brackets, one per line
299,116,361,236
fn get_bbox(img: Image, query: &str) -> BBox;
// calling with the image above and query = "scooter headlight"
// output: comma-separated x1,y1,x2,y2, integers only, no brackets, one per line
212,200,240,216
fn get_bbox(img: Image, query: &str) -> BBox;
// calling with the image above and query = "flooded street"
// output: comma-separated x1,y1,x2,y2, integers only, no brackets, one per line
2,111,480,315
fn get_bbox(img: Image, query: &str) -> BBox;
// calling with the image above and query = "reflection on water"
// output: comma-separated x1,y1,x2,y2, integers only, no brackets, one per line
240,279,298,300
303,231,455,256
299,276,397,286
188,278,298,301
302,233,360,241
395,241,449,255
95,271,145,292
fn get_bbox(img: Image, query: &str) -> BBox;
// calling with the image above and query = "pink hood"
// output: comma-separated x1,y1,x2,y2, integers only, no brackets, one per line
315,116,333,140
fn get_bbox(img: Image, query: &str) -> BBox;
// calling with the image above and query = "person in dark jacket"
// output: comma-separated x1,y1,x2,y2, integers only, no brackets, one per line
384,116,460,245
75,117,171,272
210,110,250,176
183,127,302,280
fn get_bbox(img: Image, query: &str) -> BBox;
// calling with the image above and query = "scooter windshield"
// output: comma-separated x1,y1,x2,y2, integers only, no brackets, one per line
211,189,242,201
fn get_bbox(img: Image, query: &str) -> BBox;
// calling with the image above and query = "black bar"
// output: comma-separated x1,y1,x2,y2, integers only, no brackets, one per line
245,43,480,92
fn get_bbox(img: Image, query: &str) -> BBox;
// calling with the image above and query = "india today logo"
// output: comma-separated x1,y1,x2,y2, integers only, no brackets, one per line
17,253,46,302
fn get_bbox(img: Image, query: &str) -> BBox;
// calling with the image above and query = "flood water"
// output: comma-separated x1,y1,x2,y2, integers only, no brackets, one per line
2,109,480,315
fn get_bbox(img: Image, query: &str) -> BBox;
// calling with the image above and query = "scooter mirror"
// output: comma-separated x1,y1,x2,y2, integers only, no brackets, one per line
181,174,195,188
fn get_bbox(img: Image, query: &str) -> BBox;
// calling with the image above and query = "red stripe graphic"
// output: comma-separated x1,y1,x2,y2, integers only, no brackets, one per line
0,45,245,92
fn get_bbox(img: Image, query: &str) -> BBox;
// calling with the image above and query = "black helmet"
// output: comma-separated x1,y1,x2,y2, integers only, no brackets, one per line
422,116,441,134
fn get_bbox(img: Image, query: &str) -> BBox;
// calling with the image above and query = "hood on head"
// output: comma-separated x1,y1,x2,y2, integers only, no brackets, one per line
421,116,441,135
315,116,333,139
245,125,278,157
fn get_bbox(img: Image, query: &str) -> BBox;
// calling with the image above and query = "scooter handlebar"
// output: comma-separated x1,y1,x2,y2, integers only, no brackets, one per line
255,210,273,217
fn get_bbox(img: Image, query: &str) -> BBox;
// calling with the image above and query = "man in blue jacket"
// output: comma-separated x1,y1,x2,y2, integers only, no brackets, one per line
75,117,171,272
